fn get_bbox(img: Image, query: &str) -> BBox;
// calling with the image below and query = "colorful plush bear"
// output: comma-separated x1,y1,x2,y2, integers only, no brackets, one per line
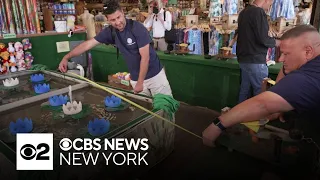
0,43,7,53
0,56,7,74
22,38,32,50
24,52,34,70
0,51,10,74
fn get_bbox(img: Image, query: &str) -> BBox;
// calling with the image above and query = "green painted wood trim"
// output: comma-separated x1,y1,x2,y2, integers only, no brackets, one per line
90,44,282,110
91,44,282,74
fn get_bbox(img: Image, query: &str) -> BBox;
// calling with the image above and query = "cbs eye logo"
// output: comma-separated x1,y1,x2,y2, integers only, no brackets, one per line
20,143,50,160
59,138,72,151
16,133,53,170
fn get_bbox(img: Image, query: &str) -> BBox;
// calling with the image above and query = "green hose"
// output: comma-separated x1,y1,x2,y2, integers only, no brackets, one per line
152,94,180,120
29,64,49,71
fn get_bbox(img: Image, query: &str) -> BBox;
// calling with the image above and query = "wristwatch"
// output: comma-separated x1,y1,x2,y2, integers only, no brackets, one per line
213,117,227,131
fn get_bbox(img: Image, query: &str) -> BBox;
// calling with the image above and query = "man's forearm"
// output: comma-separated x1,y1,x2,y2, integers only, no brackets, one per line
219,91,293,128
254,15,276,48
219,96,271,127
63,40,96,61
64,45,88,60
261,36,276,48
228,36,237,47
137,58,149,84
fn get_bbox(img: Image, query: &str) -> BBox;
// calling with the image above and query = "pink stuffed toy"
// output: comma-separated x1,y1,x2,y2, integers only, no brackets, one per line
14,42,23,52
14,42,26,71
16,51,25,71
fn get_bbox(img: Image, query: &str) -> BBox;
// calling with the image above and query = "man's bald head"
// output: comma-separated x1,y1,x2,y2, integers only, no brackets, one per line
279,25,320,74
281,25,320,41
281,25,320,57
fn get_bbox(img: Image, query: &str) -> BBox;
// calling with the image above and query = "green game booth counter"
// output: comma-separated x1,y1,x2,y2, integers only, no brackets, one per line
91,44,282,111
0,31,87,70
0,31,282,112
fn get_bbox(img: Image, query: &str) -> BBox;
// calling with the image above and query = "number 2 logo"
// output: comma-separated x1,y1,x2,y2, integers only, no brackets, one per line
20,143,50,160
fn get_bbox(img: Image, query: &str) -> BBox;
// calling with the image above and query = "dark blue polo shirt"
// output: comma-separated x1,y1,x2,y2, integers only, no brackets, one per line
269,56,320,114
94,19,162,81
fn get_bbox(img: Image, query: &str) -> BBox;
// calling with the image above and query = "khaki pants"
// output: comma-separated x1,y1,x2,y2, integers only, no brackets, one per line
153,38,167,51
130,68,172,97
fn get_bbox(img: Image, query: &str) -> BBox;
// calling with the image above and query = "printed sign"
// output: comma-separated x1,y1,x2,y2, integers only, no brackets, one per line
56,41,70,53
121,79,130,86
2,33,16,39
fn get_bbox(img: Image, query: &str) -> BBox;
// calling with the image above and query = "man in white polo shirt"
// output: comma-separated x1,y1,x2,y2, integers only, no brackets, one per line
144,0,172,51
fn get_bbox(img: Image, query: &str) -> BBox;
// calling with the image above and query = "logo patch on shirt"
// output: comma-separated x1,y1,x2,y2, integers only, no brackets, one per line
127,38,136,46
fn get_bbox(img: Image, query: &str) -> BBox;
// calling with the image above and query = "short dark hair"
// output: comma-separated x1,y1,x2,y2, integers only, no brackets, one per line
103,0,122,15
280,25,318,40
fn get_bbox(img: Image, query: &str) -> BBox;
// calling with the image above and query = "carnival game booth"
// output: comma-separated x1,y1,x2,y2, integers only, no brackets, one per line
0,70,176,180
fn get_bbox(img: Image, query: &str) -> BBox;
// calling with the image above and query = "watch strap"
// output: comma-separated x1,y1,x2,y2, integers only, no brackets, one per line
213,117,227,131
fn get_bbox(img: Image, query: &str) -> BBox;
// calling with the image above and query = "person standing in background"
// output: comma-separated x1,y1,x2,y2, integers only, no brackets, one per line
78,9,96,39
144,0,172,51
236,0,280,103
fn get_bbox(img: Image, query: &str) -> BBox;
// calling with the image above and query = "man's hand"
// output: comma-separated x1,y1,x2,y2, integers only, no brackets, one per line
58,57,69,73
268,30,276,37
136,44,149,94
148,6,153,14
267,112,285,122
202,123,222,147
58,38,100,73
134,82,144,94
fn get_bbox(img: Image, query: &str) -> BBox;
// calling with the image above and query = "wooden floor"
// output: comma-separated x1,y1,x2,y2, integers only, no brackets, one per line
138,103,316,180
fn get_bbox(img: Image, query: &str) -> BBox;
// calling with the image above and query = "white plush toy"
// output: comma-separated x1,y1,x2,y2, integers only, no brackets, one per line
8,42,15,54
9,55,16,63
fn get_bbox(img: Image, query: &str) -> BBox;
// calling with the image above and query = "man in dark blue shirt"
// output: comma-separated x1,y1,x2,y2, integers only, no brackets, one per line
59,0,172,97
202,25,320,147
